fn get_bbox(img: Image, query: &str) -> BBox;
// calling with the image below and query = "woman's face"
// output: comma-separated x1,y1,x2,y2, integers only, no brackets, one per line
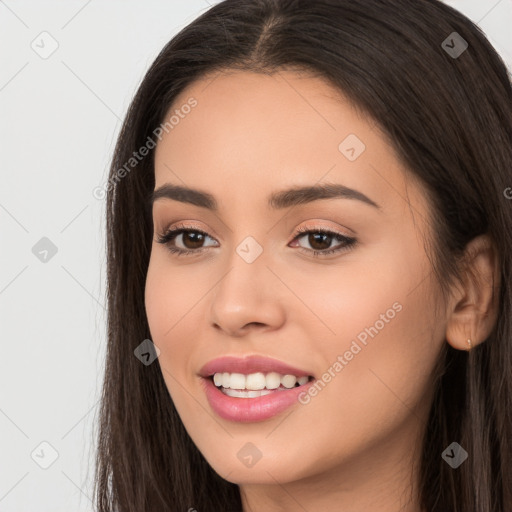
145,69,445,490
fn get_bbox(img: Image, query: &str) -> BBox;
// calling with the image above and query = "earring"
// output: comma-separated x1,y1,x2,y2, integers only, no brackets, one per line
467,338,472,351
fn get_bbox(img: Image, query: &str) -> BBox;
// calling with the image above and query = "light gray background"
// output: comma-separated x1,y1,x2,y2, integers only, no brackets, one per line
1,1,510,510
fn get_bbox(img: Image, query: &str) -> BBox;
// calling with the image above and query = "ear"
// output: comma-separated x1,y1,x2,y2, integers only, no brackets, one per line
445,234,500,351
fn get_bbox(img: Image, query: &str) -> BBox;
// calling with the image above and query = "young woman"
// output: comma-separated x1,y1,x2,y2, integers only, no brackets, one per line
94,1,512,510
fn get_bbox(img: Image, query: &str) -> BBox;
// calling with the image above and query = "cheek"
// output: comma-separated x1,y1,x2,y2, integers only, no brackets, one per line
144,258,182,364
144,255,201,339
144,254,211,386
294,250,440,443
317,285,438,434
284,306,437,483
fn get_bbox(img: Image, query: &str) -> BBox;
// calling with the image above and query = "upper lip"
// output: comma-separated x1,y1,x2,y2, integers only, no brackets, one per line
199,355,313,378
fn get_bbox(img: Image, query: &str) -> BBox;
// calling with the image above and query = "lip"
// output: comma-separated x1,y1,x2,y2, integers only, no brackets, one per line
200,375,315,423
198,355,313,378
198,355,315,423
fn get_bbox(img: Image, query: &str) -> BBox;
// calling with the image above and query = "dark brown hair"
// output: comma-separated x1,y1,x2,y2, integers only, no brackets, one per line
94,1,512,510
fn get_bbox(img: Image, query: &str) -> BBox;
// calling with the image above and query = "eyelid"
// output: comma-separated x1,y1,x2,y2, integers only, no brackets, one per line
161,218,352,238
162,222,219,244
292,220,354,238
160,221,351,243
156,220,357,259
161,220,221,240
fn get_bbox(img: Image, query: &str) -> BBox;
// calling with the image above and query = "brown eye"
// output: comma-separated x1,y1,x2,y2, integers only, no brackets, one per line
176,231,207,250
303,232,334,251
292,227,357,256
156,226,218,256
156,225,356,258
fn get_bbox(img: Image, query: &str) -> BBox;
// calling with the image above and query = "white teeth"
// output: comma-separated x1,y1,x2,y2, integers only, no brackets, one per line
265,372,281,390
229,373,246,389
281,374,297,388
245,372,266,390
211,371,311,390
297,376,309,386
223,388,274,398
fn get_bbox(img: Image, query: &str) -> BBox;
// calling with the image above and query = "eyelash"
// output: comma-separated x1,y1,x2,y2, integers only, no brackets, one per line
155,223,357,258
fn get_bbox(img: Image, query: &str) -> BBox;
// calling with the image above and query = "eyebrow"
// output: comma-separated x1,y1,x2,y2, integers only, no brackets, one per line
150,182,381,211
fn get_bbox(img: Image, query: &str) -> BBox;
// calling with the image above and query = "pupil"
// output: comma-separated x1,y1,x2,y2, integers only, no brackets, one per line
309,233,331,250
184,232,204,249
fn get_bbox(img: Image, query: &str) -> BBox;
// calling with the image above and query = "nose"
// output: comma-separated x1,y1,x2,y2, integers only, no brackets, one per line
209,255,286,338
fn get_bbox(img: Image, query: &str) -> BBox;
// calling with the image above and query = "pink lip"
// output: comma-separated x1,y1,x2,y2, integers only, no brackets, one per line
198,355,315,423
200,376,315,423
198,355,313,378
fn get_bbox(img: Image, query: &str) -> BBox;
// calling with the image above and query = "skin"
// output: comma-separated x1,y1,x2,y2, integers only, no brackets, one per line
144,69,499,512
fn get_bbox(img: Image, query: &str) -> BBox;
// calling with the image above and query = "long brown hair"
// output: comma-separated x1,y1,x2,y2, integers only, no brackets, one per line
94,1,512,510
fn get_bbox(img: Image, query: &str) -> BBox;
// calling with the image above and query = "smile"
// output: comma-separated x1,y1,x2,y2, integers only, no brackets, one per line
201,373,315,422
213,371,311,397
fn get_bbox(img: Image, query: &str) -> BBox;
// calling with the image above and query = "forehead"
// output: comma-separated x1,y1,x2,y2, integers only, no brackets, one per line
155,69,365,173
152,69,423,219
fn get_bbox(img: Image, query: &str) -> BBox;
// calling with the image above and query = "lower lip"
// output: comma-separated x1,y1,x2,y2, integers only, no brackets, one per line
200,376,314,423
